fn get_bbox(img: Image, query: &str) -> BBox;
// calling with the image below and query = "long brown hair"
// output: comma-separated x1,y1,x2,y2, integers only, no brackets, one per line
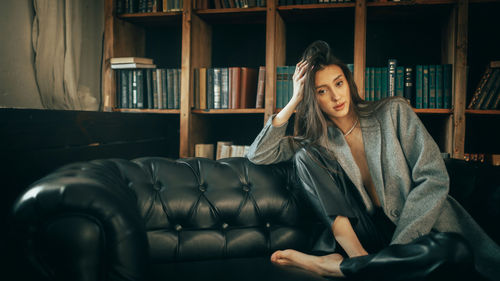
292,40,368,149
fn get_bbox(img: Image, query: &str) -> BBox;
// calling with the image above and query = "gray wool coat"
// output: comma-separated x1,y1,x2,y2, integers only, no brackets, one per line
246,98,500,280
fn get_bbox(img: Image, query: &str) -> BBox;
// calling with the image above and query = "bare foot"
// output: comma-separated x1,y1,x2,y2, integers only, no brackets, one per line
270,249,345,277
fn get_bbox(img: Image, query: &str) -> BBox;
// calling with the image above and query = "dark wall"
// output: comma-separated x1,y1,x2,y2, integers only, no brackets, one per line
1,108,180,237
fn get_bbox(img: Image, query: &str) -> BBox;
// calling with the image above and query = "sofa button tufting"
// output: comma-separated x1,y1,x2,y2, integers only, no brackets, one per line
175,224,182,232
153,182,162,191
222,223,229,230
199,184,206,192
265,222,271,228
390,209,401,218
242,185,250,192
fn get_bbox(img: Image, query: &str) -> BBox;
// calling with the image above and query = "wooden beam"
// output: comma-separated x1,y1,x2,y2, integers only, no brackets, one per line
265,0,286,123
354,0,367,99
452,0,468,159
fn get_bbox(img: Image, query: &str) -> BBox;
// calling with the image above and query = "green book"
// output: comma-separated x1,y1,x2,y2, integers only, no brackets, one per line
480,69,500,109
443,64,452,109
382,68,388,99
416,65,423,109
429,65,436,108
276,66,283,108
137,69,144,108
365,67,370,101
436,65,443,108
423,65,429,108
370,67,375,102
474,68,499,109
375,67,382,101
395,67,404,97
288,66,295,105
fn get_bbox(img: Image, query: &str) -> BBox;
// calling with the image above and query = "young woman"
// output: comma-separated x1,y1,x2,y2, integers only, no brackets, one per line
246,41,499,280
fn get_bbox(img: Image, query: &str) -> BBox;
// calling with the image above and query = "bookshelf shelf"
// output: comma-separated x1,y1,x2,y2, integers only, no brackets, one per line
465,109,500,115
113,108,180,114
195,7,266,24
277,3,356,10
118,12,182,25
192,109,265,114
414,108,453,115
366,0,457,7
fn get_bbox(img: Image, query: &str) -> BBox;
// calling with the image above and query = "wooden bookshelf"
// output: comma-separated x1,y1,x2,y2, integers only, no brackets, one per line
113,108,180,114
192,109,265,114
103,0,499,159
466,109,500,115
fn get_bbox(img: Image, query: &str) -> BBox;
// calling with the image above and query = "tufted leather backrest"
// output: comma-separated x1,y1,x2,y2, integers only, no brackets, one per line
123,157,319,263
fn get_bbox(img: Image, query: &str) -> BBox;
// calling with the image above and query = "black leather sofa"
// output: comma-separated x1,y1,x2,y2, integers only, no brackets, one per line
8,157,500,281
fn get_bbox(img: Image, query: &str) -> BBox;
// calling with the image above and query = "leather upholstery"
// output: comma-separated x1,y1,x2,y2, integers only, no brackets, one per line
9,157,499,281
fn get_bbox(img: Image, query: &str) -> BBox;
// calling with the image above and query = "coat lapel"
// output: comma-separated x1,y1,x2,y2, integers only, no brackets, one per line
328,126,374,213
359,116,386,208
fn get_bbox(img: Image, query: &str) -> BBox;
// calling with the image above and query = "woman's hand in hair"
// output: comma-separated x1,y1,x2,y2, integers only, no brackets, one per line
291,60,308,105
272,60,308,127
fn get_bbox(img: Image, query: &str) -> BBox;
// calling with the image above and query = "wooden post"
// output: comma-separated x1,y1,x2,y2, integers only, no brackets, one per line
354,0,367,99
265,0,286,123
180,0,212,157
452,0,468,159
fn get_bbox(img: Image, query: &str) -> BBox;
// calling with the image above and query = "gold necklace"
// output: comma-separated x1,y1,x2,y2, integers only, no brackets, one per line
343,118,358,137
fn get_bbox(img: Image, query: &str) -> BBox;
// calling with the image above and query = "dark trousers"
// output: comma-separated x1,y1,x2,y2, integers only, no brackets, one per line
293,146,478,281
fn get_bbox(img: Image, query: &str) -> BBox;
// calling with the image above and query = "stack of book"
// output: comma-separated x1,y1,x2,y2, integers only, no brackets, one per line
194,0,267,9
194,141,251,160
193,67,265,110
116,0,183,14
467,61,500,110
365,61,452,109
113,57,181,110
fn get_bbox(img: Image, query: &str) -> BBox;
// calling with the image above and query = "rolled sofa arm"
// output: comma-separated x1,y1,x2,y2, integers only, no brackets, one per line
10,159,149,281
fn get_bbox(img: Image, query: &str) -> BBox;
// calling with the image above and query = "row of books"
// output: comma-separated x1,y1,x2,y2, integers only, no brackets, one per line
365,63,452,109
467,61,500,110
116,0,183,14
276,64,353,109
195,141,250,160
193,67,266,110
115,68,181,109
194,0,266,9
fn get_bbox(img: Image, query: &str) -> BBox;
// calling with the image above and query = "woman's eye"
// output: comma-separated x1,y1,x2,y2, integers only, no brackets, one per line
336,81,343,87
317,89,326,95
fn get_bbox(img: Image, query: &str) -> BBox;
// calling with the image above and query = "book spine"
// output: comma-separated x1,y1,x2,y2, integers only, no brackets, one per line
436,65,443,108
207,68,214,109
481,69,500,109
165,69,174,109
443,64,452,109
200,68,207,110
382,67,388,99
156,69,163,109
388,59,397,97
404,67,414,106
288,66,295,106
221,68,229,109
214,68,221,109
375,67,381,101
468,66,492,109
429,65,436,108
395,66,404,98
194,68,199,109
146,69,152,108
176,68,181,109
423,65,429,109
256,66,265,108
365,67,370,101
474,68,498,110
152,69,158,108
491,87,500,109
120,70,128,108
416,65,423,109
131,70,137,108
116,70,122,108
276,67,282,108
370,67,375,102
137,69,144,108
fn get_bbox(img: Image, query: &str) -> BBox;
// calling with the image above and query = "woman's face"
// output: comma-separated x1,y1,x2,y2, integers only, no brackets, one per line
314,64,352,121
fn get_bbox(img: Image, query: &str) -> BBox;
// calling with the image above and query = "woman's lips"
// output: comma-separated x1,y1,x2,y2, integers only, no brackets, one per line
334,102,345,111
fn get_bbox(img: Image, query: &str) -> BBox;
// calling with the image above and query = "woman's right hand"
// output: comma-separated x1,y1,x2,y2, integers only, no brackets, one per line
272,60,309,127
290,60,309,105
